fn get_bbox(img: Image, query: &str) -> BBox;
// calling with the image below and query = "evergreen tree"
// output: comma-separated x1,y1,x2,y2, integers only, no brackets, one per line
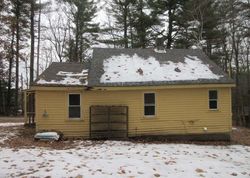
149,0,185,49
175,0,222,53
105,0,135,48
9,0,29,114
29,0,35,85
129,0,159,48
64,0,99,62
0,57,8,115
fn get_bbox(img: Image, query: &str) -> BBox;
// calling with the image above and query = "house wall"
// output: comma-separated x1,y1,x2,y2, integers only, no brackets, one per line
35,90,85,136
35,86,232,137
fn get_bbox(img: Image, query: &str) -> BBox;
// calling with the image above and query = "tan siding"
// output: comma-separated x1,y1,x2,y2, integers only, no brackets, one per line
36,90,89,137
35,87,232,137
86,88,232,137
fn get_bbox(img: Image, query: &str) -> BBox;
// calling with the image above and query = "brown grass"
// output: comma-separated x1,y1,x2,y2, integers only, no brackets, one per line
1,125,250,149
2,126,75,149
231,127,250,146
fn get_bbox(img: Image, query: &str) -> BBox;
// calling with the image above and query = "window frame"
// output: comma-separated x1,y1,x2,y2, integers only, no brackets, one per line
68,93,82,120
143,92,156,117
208,90,218,110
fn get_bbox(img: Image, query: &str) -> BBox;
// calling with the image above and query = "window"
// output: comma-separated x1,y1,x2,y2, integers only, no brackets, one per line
209,90,218,110
144,93,155,116
68,94,81,118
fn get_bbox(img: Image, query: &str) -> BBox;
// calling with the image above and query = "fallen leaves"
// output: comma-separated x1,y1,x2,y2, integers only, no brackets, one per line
154,173,160,177
231,172,238,176
165,160,176,165
195,168,206,173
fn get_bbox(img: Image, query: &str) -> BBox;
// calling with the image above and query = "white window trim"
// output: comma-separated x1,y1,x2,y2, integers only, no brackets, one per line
208,90,218,110
68,93,82,120
143,92,156,117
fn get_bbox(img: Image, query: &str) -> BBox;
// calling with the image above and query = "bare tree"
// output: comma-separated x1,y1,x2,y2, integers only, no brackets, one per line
47,14,68,62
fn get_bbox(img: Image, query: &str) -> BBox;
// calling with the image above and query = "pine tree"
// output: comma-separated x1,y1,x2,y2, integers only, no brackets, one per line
30,0,46,82
149,0,185,49
29,0,35,85
36,0,42,77
129,0,159,48
64,0,99,62
10,0,29,114
174,0,222,54
0,55,8,115
105,0,135,48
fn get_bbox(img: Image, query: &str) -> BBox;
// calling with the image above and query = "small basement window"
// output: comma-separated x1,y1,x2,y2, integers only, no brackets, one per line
209,90,218,110
69,94,81,119
144,93,155,116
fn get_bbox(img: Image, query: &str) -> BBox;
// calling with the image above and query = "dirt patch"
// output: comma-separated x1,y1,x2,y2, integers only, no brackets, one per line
1,125,250,149
130,127,250,146
231,127,250,146
3,126,75,149
130,137,232,146
1,125,105,149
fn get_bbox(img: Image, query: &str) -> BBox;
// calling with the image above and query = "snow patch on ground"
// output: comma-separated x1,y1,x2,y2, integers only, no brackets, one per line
0,123,22,144
154,48,166,53
0,123,24,127
37,69,88,86
0,141,249,177
100,54,222,83
0,132,16,144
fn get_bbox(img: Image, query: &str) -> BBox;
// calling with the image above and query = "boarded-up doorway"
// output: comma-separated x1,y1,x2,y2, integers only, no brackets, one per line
90,106,128,139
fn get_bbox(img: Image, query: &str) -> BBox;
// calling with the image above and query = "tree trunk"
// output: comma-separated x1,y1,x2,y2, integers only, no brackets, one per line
123,3,128,48
7,29,15,115
222,38,228,73
79,36,83,63
138,0,145,48
15,11,20,115
166,8,173,49
74,12,79,62
129,11,134,48
0,80,2,114
246,47,250,125
36,0,41,78
206,41,212,58
30,0,35,85
233,36,241,125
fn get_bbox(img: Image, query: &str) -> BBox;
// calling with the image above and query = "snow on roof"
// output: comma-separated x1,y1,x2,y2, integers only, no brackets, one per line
100,54,222,83
154,49,166,53
36,69,88,86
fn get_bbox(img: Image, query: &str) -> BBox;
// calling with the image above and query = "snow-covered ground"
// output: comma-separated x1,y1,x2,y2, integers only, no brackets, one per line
0,124,250,178
0,122,24,127
0,141,249,177
0,123,23,144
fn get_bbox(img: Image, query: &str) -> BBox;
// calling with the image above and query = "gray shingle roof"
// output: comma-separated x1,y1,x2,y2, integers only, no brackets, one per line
33,62,88,87
33,48,234,87
88,48,234,87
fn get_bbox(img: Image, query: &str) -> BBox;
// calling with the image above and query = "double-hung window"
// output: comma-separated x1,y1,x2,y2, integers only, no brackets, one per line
68,94,81,119
209,90,218,110
144,93,156,116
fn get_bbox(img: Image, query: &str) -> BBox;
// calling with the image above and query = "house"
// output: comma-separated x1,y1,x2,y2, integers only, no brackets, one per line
29,48,235,140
